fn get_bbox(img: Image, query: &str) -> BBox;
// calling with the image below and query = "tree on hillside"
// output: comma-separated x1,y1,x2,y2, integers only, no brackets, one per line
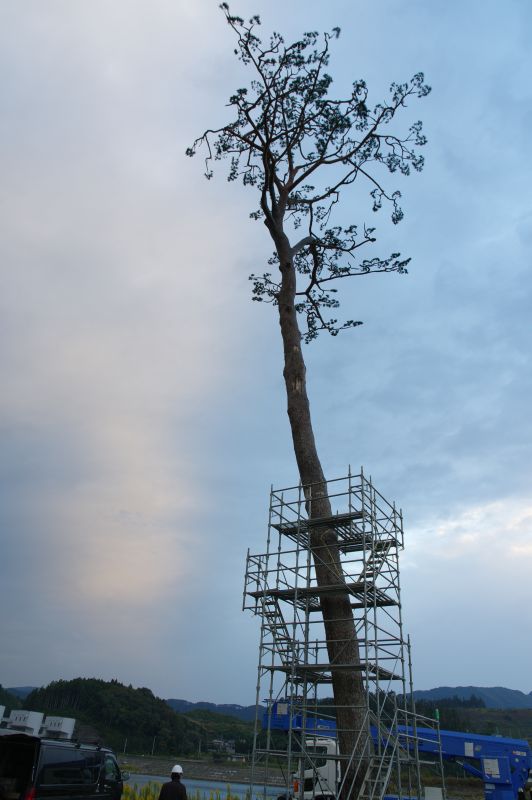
26,678,199,755
188,7,429,798
0,685,20,712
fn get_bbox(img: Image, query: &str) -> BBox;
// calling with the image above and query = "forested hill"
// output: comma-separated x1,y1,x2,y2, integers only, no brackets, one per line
6,680,532,747
414,686,532,710
9,685,532,716
25,678,202,755
0,685,20,710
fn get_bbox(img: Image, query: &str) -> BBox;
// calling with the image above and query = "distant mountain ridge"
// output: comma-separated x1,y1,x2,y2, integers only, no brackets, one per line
166,698,261,722
4,679,532,751
169,687,532,717
7,685,532,715
413,686,532,710
6,686,36,700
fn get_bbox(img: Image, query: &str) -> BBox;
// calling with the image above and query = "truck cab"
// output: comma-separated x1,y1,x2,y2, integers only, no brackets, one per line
294,736,338,800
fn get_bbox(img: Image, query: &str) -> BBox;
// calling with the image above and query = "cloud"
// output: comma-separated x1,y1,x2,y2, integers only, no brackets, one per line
409,498,532,559
0,0,261,687
1,0,531,700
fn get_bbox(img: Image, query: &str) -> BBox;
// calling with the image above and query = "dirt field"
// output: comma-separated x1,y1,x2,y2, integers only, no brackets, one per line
119,756,484,798
119,754,286,786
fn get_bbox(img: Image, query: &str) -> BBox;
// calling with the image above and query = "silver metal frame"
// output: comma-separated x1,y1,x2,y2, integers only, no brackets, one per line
243,469,445,800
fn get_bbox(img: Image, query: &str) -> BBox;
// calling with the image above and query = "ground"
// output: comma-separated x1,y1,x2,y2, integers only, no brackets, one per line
119,754,285,786
119,756,484,798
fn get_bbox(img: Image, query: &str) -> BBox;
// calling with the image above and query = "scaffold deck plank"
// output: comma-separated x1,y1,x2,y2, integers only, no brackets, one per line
248,582,398,608
272,510,363,532
271,511,400,554
269,662,399,682
340,537,398,553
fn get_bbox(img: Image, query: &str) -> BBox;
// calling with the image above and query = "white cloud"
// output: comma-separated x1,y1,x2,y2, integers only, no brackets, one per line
408,499,532,566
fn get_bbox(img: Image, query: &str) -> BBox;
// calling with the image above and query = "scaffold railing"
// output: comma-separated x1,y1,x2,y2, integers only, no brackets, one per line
243,469,445,800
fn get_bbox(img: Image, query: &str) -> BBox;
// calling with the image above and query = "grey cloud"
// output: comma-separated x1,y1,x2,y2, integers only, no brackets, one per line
1,0,531,700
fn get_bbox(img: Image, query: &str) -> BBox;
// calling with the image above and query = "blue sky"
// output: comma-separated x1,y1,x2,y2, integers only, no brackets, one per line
1,0,531,704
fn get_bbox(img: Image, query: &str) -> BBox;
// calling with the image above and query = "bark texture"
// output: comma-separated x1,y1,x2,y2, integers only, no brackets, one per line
277,242,369,800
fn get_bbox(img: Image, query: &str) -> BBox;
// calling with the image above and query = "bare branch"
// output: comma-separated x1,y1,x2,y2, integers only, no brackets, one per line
188,8,429,341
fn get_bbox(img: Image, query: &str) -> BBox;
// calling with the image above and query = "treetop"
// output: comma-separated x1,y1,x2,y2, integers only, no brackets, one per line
187,5,430,342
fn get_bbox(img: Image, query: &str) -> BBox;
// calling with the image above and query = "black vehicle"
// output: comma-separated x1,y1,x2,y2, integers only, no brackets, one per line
0,733,129,800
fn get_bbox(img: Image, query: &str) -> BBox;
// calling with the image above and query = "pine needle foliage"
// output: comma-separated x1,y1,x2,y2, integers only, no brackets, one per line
188,5,430,342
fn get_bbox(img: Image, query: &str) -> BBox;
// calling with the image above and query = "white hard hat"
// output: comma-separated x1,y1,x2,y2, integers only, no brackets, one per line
171,765,183,775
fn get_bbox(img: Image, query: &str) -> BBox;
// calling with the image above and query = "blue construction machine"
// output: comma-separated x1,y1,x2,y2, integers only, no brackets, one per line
264,702,532,800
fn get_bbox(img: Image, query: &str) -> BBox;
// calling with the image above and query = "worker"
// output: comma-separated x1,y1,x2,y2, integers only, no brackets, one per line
157,765,187,800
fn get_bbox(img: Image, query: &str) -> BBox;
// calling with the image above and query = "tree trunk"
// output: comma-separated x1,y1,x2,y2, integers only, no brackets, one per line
276,243,369,800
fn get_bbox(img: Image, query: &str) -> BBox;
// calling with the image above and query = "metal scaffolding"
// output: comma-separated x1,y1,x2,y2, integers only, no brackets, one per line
243,469,445,800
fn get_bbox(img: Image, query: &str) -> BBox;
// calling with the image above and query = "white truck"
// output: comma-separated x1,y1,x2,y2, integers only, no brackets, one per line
291,736,338,800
